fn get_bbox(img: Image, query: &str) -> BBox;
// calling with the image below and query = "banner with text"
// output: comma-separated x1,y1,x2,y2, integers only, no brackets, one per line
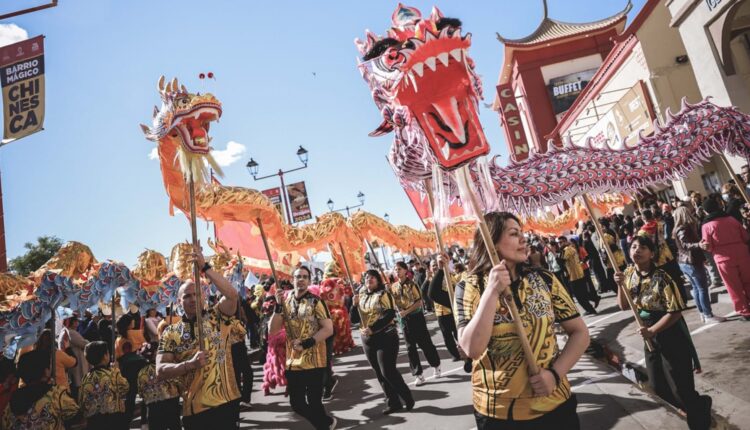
261,187,287,224
1,35,45,144
286,181,312,223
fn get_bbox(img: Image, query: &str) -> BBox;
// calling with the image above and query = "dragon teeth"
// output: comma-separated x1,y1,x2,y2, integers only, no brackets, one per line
450,48,462,62
425,57,437,71
413,62,424,77
437,53,449,67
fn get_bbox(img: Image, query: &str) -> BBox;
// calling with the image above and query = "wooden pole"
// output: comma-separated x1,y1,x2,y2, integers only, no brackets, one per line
581,194,653,351
718,153,750,205
187,178,205,350
366,240,389,285
423,179,456,312
111,293,117,363
457,166,540,375
256,218,280,284
50,307,56,382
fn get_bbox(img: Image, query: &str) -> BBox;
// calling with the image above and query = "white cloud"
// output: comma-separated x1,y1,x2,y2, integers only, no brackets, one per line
147,147,158,160
211,141,246,167
0,24,28,48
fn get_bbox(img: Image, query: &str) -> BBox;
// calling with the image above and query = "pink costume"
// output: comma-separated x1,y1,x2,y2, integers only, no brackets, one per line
702,215,750,317
320,278,356,355
261,298,288,395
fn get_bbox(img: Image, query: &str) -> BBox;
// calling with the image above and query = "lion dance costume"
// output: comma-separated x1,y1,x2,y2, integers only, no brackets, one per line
319,262,356,356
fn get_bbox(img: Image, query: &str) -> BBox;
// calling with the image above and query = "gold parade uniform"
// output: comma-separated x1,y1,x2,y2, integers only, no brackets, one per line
78,366,129,418
2,385,78,430
137,363,181,405
358,286,397,333
158,305,241,416
454,268,579,420
561,245,584,281
282,291,331,370
389,279,422,315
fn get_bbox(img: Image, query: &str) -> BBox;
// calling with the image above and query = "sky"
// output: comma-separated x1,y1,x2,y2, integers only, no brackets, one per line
0,0,646,266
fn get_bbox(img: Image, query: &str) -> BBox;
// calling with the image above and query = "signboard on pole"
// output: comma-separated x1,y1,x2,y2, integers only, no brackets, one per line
546,68,597,115
497,83,530,162
286,181,312,223
1,35,45,145
261,187,287,223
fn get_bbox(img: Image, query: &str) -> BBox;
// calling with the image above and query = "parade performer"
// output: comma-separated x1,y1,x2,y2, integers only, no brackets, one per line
426,258,462,362
456,212,590,428
354,269,414,415
269,266,336,430
2,350,78,430
156,246,241,429
261,296,287,395
79,341,130,430
319,261,356,356
615,236,712,430
137,342,182,430
391,261,440,386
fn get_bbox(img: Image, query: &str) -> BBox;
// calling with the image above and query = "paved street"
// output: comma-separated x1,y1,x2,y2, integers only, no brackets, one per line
128,286,749,429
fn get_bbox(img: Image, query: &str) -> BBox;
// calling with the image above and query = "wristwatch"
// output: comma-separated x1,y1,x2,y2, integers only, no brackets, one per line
201,262,212,273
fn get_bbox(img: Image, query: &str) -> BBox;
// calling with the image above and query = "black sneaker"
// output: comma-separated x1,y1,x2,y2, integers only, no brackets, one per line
405,398,415,411
594,296,601,309
463,359,472,373
383,404,404,415
322,377,338,401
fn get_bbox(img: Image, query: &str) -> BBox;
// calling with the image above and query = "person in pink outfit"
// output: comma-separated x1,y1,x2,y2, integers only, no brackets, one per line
701,197,750,320
261,297,288,395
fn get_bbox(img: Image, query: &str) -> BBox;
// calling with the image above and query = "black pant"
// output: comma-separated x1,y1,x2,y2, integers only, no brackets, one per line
474,395,579,430
362,329,413,408
402,312,441,376
437,314,460,360
86,413,128,430
323,334,335,392
590,259,608,293
147,397,182,430
231,341,253,402
645,322,711,430
285,368,332,430
182,400,239,430
569,278,596,314
582,269,600,301
421,282,434,312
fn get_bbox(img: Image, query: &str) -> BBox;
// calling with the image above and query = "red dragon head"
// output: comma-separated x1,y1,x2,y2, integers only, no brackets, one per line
356,4,489,179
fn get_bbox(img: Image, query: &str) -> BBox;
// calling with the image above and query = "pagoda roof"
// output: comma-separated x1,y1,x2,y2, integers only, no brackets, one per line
496,0,632,47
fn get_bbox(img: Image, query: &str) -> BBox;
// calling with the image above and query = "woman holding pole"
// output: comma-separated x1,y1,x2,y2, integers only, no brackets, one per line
614,236,712,430
456,212,589,429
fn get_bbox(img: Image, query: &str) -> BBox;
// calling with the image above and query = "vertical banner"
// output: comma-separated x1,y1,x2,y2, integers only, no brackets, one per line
286,181,312,223
496,83,529,162
261,187,287,223
1,35,45,144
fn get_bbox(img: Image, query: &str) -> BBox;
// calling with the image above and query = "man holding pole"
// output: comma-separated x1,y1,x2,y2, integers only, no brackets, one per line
156,244,240,429
270,265,336,430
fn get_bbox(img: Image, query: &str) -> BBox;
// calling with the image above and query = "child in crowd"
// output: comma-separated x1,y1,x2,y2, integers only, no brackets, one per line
78,341,129,430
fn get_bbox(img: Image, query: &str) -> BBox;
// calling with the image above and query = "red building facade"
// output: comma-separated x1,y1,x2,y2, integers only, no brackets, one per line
493,1,632,162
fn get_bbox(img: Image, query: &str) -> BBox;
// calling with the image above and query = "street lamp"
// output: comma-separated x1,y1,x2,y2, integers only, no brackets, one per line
246,158,259,177
384,213,390,222
297,146,309,166
327,192,366,217
247,148,310,224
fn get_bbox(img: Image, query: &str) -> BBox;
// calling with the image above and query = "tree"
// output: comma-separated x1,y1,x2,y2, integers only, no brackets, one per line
9,236,63,276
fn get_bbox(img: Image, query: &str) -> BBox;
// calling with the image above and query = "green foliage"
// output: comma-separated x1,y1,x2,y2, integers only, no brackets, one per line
8,236,63,276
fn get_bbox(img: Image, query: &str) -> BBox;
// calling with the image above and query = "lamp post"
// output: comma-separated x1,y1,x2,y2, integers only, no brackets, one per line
384,213,390,222
247,145,309,224
326,191,365,217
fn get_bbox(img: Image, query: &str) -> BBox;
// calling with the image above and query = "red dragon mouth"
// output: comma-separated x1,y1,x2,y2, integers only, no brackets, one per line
171,102,222,154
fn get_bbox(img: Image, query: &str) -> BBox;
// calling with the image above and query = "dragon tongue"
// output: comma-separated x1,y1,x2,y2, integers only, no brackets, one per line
431,96,466,143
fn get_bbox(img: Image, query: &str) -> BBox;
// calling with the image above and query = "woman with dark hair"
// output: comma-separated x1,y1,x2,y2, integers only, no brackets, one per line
353,269,414,415
456,212,590,429
32,329,76,390
615,236,712,429
390,260,441,386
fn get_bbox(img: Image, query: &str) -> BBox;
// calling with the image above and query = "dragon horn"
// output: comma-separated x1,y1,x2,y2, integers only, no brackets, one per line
140,124,151,135
153,106,159,117
181,85,187,93
165,80,172,94
172,78,179,92
157,75,165,92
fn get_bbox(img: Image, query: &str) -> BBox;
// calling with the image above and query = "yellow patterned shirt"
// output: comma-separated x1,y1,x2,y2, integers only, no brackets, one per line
2,385,78,430
137,363,181,405
561,245,583,281
454,268,579,421
433,274,454,317
158,306,241,416
358,286,397,332
282,291,331,370
622,266,685,323
603,233,627,269
78,366,129,418
389,278,422,314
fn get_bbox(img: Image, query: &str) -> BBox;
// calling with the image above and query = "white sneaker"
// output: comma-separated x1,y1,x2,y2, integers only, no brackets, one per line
415,374,426,386
329,416,337,430
433,366,441,378
704,315,727,323
699,314,706,322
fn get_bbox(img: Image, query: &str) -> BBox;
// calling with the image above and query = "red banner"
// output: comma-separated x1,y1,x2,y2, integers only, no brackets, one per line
403,187,471,229
261,187,286,223
214,220,298,278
